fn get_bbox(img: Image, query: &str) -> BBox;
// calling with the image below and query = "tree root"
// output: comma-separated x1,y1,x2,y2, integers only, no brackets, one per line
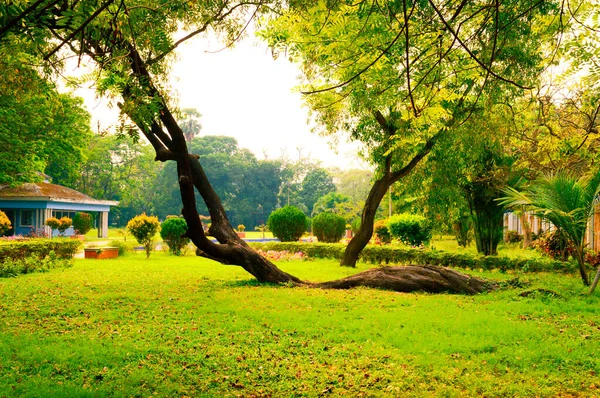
313,264,494,294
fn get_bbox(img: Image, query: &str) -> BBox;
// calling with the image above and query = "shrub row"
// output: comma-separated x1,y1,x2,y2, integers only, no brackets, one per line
248,242,577,273
0,239,82,261
0,253,73,278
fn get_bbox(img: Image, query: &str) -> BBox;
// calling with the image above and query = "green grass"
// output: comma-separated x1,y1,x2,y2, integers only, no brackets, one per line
1,253,599,396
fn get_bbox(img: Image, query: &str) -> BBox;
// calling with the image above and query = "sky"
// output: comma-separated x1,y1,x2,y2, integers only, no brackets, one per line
72,33,367,170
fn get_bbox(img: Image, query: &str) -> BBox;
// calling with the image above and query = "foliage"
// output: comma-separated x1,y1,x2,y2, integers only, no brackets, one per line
500,169,600,289
237,224,245,232
160,217,190,256
0,56,93,187
72,212,93,235
108,240,133,257
505,230,524,244
0,210,11,236
127,213,160,258
267,206,306,242
387,214,432,247
312,212,346,243
532,230,573,261
374,220,391,244
45,217,60,230
0,238,81,261
0,251,73,278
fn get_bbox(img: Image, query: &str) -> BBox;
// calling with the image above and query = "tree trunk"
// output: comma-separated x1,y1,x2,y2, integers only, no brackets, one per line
520,211,532,249
589,266,600,294
340,177,390,267
574,247,590,286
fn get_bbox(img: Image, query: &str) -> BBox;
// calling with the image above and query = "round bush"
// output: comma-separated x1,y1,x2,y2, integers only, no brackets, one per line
267,206,306,242
73,212,93,235
160,217,190,256
312,212,346,243
387,213,432,246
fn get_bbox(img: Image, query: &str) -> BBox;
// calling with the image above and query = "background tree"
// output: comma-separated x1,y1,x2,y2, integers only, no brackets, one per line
0,57,92,187
180,108,202,143
299,168,336,215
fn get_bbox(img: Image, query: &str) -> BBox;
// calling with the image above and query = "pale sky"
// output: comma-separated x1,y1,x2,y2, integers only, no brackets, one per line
72,33,366,170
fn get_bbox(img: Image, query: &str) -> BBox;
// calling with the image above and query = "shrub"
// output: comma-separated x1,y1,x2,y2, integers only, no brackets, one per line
109,240,135,256
160,217,190,256
532,229,573,261
374,220,391,244
73,212,93,235
248,241,577,273
267,206,306,242
387,214,432,246
312,212,346,243
505,230,523,244
0,239,81,261
237,224,245,232
127,213,161,258
0,210,11,236
45,217,60,230
0,250,73,278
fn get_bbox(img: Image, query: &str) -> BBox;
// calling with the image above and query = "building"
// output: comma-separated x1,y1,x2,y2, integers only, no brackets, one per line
504,208,600,251
0,182,118,238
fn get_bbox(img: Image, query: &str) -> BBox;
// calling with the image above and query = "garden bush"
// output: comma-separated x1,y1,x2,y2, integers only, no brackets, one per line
73,212,93,235
0,239,81,262
374,220,391,244
312,212,346,243
160,217,190,256
248,241,576,273
127,213,160,258
267,206,306,242
387,214,432,246
532,229,572,261
0,210,11,235
0,250,73,278
505,230,523,244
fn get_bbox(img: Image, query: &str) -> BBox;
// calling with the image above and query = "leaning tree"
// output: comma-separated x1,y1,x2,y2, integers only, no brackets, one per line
0,0,574,292
260,0,570,266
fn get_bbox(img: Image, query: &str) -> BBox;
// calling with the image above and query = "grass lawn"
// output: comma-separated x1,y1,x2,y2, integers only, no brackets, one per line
2,253,598,397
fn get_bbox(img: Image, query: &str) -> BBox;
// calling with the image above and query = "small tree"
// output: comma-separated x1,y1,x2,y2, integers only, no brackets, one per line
267,206,306,242
0,210,11,236
312,212,346,243
127,213,161,258
160,217,190,256
72,212,93,235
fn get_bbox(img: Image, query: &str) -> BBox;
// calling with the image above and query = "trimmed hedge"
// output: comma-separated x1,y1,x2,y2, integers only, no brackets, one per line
0,239,82,261
248,242,578,273
312,212,346,243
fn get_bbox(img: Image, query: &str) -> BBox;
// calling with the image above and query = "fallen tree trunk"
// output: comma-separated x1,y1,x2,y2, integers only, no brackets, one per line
315,265,494,294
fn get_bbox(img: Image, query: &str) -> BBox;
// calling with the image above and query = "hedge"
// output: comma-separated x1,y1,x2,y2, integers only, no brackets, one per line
248,242,578,273
0,239,82,261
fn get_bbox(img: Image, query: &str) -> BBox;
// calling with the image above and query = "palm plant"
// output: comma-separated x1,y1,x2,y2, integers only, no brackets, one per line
499,170,600,293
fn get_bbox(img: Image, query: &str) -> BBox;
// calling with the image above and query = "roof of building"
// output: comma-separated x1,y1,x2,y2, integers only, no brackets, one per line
0,182,118,206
